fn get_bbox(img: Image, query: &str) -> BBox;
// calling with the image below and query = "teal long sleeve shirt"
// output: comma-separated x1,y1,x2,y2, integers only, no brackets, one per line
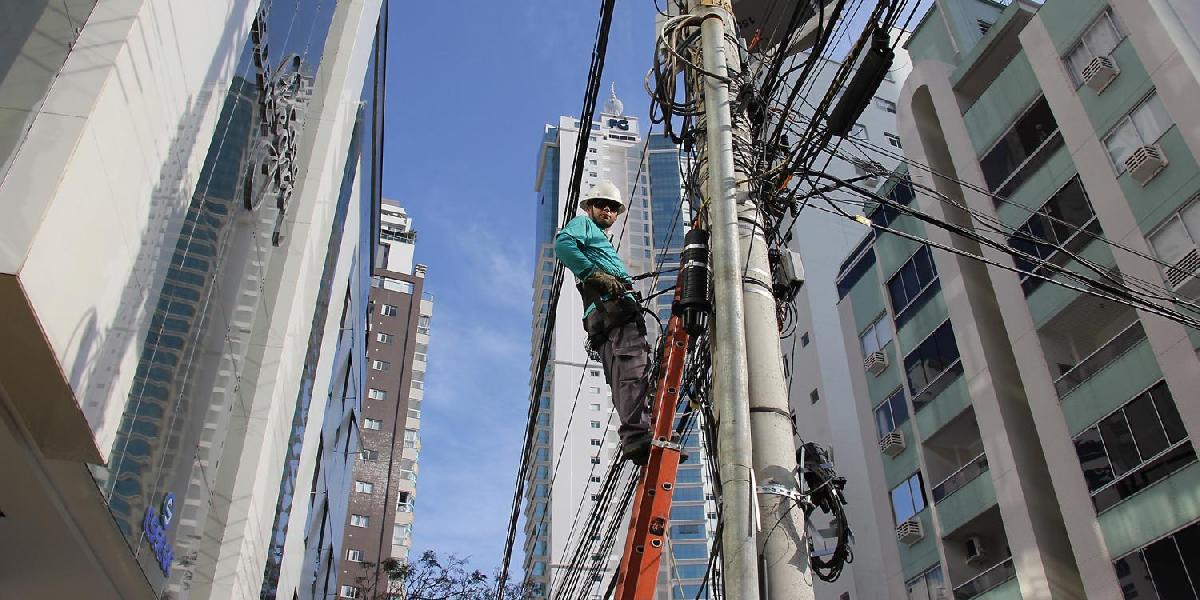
554,215,632,316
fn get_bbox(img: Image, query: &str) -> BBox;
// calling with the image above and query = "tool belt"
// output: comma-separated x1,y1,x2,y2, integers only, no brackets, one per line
579,279,645,348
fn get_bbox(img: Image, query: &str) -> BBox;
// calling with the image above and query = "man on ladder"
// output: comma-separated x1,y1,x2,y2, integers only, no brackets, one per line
554,181,652,465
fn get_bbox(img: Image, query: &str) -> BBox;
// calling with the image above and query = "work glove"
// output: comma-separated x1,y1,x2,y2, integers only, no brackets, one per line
588,271,626,297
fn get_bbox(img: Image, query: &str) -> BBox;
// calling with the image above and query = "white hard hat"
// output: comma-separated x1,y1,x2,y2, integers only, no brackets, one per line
581,180,625,214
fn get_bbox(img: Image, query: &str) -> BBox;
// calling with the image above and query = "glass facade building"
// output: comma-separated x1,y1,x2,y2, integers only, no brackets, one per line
0,1,387,598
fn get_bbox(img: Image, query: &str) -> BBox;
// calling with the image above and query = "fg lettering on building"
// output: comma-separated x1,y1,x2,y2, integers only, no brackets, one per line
142,493,176,576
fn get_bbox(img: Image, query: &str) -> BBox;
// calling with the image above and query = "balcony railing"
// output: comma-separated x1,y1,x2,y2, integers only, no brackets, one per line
954,557,1017,599
992,131,1064,203
912,360,965,413
1054,321,1146,397
933,453,989,504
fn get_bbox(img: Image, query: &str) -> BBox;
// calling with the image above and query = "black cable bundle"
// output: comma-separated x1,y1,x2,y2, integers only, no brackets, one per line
797,441,853,582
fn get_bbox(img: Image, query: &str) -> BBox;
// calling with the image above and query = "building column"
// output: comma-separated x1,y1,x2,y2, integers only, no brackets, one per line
896,59,1087,600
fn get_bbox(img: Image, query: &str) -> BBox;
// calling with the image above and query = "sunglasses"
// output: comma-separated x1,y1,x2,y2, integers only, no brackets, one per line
590,200,621,213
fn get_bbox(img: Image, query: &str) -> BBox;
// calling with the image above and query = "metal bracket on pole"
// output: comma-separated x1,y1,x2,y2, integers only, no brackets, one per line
757,483,807,504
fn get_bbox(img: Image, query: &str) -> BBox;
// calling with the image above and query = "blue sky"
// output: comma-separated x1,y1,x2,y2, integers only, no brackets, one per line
381,0,656,574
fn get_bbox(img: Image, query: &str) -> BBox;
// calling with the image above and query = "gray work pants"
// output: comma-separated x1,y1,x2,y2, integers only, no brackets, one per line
599,321,652,444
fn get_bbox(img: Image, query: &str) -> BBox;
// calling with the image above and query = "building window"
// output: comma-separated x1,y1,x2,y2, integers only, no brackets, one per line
875,97,897,113
367,388,387,401
411,380,424,390
1112,520,1200,600
1064,9,1126,86
376,332,393,344
417,314,431,334
890,472,926,524
591,420,601,429
590,476,602,483
1104,92,1173,173
979,96,1061,195
371,359,390,371
363,418,383,431
355,480,374,494
1073,381,1193,513
588,386,601,394
360,449,379,461
902,320,961,400
874,388,909,439
392,523,412,545
591,439,603,447
350,514,369,527
887,245,938,322
381,304,398,316
591,457,602,465
859,313,895,356
346,549,363,562
404,429,419,448
398,491,414,512
1007,177,1097,293
671,505,706,521
1147,195,1200,287
884,132,902,149
905,565,946,600
340,585,360,598
809,388,820,404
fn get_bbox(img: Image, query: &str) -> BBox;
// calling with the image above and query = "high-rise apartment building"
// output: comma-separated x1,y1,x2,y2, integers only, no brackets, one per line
0,1,387,598
525,90,716,599
827,1,1200,598
778,39,913,600
324,200,433,600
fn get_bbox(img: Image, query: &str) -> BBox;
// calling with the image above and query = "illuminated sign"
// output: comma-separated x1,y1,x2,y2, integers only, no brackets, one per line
607,118,629,130
245,9,307,246
142,492,176,576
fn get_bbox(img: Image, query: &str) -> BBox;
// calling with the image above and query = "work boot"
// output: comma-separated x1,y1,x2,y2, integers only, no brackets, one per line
621,432,652,466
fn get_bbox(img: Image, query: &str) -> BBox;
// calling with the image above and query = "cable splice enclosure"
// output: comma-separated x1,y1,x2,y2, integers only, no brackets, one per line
676,228,712,335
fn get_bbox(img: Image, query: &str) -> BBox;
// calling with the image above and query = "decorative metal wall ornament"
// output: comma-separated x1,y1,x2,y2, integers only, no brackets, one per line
244,9,309,246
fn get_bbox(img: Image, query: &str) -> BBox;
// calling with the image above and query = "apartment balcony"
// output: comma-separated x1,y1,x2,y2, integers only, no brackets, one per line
914,363,971,441
953,557,1019,600
1055,321,1148,398
933,453,990,505
935,458,997,536
1025,237,1118,328
943,506,1012,598
1056,322,1163,433
912,360,965,415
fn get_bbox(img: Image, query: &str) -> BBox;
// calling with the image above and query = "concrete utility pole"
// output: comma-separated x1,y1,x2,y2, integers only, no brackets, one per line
689,1,760,598
687,1,814,598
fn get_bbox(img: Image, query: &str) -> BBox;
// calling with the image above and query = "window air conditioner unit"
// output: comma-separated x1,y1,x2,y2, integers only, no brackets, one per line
1082,55,1119,93
965,535,989,567
1165,248,1200,288
1126,144,1167,185
879,430,906,457
865,350,889,375
896,517,924,545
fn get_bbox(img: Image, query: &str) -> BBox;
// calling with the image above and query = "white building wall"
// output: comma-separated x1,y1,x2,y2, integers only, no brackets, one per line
782,41,912,600
190,1,383,598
